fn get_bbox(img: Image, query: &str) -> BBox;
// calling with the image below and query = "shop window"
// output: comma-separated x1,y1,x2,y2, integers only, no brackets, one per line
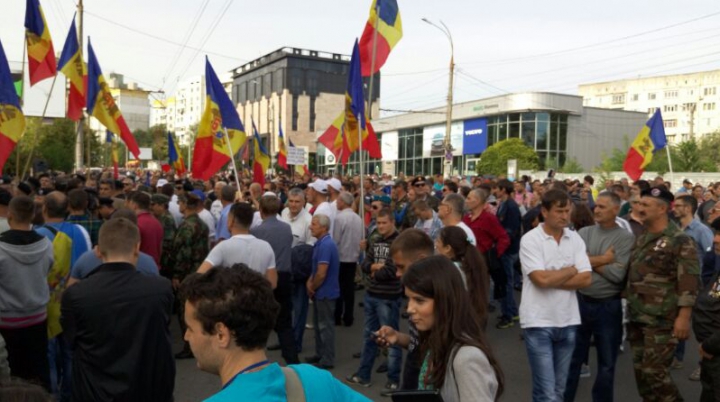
522,121,535,148
536,121,548,150
509,122,520,138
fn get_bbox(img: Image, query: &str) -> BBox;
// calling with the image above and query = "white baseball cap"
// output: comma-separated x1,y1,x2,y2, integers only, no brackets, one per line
326,178,342,192
309,180,328,194
156,179,168,188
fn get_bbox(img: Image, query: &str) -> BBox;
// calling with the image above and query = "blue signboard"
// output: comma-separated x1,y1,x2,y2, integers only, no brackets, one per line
463,118,488,155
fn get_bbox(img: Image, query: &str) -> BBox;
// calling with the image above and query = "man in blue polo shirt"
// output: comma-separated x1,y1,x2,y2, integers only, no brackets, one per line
305,214,340,370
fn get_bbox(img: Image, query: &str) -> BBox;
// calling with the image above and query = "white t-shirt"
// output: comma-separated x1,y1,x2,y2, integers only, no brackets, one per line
313,201,335,237
455,221,477,246
198,209,217,243
519,224,592,329
204,234,276,276
210,199,223,222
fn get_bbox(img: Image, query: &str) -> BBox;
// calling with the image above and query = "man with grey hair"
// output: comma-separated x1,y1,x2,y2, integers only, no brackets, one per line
210,181,228,221
281,188,315,247
333,192,363,327
438,193,476,246
565,191,635,401
306,214,340,369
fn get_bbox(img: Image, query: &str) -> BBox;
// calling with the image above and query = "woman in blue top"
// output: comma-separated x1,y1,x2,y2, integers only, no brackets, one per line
179,264,370,402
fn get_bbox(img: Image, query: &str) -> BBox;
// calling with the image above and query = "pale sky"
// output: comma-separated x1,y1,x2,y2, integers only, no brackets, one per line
3,0,720,118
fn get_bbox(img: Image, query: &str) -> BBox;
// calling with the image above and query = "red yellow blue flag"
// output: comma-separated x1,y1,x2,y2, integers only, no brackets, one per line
0,39,26,174
87,39,141,159
167,131,186,175
277,119,288,169
57,15,86,121
359,0,402,77
25,0,57,86
623,108,667,181
192,57,247,180
252,120,270,187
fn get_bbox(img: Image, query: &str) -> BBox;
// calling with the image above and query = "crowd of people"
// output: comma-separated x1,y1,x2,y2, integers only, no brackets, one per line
0,168,718,402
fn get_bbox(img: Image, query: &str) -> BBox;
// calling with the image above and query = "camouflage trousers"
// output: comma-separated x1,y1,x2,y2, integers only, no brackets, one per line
627,322,682,402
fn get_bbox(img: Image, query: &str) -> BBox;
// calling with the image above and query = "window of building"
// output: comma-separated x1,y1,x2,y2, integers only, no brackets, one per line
309,96,316,132
264,73,272,98
682,102,696,112
663,104,678,112
631,94,639,102
704,87,716,96
647,108,655,115
306,71,319,97
664,119,677,128
648,93,656,100
664,90,678,98
612,94,625,104
703,102,716,111
291,95,299,131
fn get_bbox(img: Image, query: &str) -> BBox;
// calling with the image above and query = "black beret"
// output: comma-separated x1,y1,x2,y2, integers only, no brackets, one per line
641,186,674,204
98,197,114,207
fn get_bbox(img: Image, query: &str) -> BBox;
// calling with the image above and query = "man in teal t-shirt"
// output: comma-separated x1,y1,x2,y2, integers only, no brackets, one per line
179,264,370,402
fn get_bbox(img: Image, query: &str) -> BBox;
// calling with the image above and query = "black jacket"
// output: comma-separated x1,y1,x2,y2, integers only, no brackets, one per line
61,262,175,402
692,270,720,356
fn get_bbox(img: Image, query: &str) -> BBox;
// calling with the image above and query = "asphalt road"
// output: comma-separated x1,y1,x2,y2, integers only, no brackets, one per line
173,289,703,401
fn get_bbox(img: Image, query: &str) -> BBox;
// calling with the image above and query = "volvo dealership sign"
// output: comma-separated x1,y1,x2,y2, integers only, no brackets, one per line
462,118,488,155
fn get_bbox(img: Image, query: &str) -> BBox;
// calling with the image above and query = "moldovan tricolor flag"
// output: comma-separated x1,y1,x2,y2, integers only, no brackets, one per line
25,0,57,86
277,120,288,169
167,132,186,175
0,39,27,174
252,120,270,187
192,57,247,180
57,15,86,121
87,39,140,159
359,0,402,77
623,108,667,181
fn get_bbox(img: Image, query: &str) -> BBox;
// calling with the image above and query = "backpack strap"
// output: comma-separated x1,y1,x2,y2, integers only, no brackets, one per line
281,366,306,402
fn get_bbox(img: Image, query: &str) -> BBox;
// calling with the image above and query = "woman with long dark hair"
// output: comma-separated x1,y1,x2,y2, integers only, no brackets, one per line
400,255,504,401
435,226,490,326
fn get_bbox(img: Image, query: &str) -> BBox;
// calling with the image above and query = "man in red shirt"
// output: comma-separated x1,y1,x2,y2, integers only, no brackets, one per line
127,192,164,267
463,188,510,255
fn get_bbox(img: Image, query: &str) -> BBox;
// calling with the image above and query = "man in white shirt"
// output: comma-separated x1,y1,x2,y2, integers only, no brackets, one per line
327,178,342,214
332,192,363,327
438,193,476,246
519,189,592,401
209,181,227,222
280,188,315,247
197,203,277,289
308,179,335,236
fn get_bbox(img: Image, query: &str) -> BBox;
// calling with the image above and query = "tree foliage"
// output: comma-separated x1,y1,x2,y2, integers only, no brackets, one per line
559,157,584,174
477,138,539,176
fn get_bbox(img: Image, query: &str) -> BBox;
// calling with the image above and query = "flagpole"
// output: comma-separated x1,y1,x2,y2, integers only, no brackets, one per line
666,146,674,186
75,0,85,171
21,74,59,178
222,128,242,191
359,2,382,238
17,34,28,177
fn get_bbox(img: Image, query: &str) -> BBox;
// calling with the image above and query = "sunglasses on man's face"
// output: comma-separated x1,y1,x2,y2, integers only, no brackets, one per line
414,183,425,187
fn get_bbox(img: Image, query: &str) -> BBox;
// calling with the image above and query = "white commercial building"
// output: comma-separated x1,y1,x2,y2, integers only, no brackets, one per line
578,69,720,143
150,75,206,147
88,73,150,135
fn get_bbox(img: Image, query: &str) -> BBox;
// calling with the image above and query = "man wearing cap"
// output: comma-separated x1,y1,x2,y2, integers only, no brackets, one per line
411,177,439,212
169,193,209,359
626,186,700,400
327,178,342,212
308,180,335,236
150,194,176,279
391,181,413,231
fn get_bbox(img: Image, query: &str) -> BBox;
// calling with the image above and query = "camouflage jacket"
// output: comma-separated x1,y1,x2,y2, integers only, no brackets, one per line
170,214,209,280
392,195,415,230
158,212,176,272
626,222,700,326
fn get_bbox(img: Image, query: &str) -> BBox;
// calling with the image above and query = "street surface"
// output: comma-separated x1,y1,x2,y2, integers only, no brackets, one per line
173,289,702,401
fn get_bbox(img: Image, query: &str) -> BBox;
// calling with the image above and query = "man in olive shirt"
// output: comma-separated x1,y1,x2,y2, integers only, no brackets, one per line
626,187,700,401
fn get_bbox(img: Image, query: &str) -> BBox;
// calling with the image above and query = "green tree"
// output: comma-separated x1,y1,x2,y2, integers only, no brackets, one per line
672,139,716,172
476,138,539,176
559,157,584,174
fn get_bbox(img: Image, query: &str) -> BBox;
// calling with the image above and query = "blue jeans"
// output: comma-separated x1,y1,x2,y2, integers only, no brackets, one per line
564,296,622,402
292,281,309,354
500,253,519,319
48,335,72,402
356,293,402,384
525,326,578,402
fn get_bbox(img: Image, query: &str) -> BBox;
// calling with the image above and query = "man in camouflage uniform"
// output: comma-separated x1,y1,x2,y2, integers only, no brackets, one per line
150,194,176,280
391,180,414,230
169,192,209,359
626,187,700,401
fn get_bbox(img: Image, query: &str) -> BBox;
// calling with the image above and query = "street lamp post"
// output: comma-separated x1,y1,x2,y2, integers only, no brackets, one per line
422,18,454,179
